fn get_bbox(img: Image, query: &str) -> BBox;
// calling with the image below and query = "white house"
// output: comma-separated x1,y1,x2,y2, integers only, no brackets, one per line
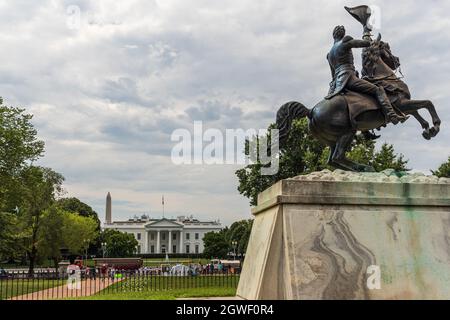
102,193,222,254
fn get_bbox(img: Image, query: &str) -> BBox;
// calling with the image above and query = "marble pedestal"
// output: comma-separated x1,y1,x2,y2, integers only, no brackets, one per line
237,170,450,300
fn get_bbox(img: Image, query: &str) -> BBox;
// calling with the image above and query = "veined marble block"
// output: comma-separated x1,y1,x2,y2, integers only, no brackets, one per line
237,170,450,300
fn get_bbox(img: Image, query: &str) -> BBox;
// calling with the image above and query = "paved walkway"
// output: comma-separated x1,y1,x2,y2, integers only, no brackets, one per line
8,278,121,300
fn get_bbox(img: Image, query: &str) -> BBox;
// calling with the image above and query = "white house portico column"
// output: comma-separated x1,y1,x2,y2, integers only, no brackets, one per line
156,230,161,254
168,230,172,253
179,230,184,254
143,231,148,253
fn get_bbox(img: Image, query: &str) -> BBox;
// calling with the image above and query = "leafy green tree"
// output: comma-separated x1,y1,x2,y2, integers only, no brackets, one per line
236,118,409,205
62,212,98,256
56,197,101,255
56,197,100,228
432,156,450,178
100,229,138,258
202,230,229,259
38,207,98,269
0,100,45,212
226,219,253,257
348,135,409,172
18,166,64,273
37,206,65,269
0,212,25,262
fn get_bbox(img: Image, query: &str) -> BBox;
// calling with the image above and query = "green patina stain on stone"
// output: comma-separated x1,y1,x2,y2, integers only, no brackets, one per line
380,263,393,285
402,204,429,294
395,171,408,178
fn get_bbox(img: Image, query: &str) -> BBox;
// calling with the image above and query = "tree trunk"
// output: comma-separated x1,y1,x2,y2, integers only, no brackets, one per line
53,257,59,271
28,212,40,275
28,246,37,275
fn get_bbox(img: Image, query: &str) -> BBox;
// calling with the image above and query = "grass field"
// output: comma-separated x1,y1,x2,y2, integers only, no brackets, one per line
69,287,237,300
1,274,239,300
97,274,239,293
0,279,66,300
74,274,239,300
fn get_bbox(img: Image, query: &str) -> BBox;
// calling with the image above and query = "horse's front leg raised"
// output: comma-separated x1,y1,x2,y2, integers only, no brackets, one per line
397,99,441,139
410,111,432,140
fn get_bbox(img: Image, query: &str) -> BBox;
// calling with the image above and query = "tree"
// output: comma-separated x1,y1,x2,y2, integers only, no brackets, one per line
18,166,64,273
0,212,25,262
37,206,65,269
236,118,409,205
0,100,45,212
432,156,450,178
348,135,409,172
62,212,98,257
38,207,98,269
100,229,138,258
56,197,101,254
202,230,229,259
226,219,253,257
56,197,100,229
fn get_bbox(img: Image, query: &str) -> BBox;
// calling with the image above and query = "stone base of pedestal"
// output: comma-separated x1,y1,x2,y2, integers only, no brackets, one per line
236,170,450,300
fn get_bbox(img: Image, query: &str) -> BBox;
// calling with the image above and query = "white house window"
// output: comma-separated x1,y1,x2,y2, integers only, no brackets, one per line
162,233,166,240
137,245,141,254
186,233,190,240
137,233,141,240
195,233,199,240
151,245,155,253
195,245,199,254
172,233,176,240
186,245,190,254
151,233,155,240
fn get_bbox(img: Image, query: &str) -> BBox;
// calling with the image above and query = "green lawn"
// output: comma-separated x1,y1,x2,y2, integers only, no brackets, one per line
0,279,66,300
71,274,239,300
69,287,237,300
99,274,239,293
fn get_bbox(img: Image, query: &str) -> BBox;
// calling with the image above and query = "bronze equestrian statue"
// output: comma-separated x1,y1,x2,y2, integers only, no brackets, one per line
276,5,441,172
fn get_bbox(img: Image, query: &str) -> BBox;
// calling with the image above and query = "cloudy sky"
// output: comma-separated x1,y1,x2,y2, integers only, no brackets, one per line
0,0,448,226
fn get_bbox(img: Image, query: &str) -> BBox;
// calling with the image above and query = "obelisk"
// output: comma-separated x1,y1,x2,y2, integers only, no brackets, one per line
105,192,112,224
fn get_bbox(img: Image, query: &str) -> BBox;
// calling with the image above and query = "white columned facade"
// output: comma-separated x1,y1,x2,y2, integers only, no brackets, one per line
168,230,172,253
143,231,148,253
156,230,161,254
179,230,184,253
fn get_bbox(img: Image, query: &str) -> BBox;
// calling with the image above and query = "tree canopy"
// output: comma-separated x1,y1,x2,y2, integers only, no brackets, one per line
202,229,229,259
0,101,45,212
100,229,138,258
57,197,101,230
203,219,254,259
432,156,450,178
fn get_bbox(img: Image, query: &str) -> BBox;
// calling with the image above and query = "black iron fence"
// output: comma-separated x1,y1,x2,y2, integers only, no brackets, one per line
0,269,240,300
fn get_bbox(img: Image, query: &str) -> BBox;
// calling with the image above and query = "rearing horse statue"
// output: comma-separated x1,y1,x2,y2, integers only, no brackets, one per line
276,5,441,172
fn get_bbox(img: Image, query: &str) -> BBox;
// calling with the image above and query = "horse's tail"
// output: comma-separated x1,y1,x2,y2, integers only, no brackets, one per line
276,101,311,149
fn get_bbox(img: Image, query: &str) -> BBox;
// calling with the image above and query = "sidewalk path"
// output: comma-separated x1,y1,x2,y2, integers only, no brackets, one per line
8,278,122,300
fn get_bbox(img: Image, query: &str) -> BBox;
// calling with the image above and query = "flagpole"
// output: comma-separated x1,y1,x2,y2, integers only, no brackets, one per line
162,195,165,218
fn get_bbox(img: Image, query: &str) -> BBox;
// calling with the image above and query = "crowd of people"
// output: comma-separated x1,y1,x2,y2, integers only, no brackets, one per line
72,261,240,279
